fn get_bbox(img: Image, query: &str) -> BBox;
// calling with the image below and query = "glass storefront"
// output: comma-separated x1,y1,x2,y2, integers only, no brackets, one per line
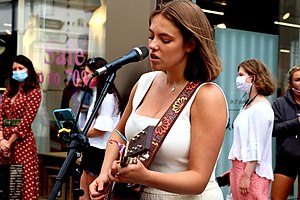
0,0,153,154
21,0,102,152
0,1,153,197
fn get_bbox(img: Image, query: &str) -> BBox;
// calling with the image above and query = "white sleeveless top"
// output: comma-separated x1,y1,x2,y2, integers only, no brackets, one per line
125,71,228,182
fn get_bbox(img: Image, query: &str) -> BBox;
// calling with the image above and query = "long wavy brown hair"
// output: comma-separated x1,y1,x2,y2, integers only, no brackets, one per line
150,0,222,83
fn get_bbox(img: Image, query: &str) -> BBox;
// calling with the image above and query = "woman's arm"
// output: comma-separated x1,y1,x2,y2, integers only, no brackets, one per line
0,92,7,152
86,127,105,137
0,131,8,153
148,84,228,194
2,133,18,155
239,161,257,194
89,83,138,197
2,88,41,152
0,91,7,133
141,84,227,194
10,88,42,139
189,84,228,191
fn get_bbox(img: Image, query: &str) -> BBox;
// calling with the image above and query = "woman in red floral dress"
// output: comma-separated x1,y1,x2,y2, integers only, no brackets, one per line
0,55,41,199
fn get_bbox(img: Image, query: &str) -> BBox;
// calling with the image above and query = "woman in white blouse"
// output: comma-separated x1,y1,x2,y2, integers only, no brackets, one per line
228,59,276,200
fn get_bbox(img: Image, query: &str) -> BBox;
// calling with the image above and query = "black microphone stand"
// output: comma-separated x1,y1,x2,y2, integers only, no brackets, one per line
48,72,117,200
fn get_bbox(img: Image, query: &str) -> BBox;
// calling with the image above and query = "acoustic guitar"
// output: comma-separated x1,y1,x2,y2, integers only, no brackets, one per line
103,126,155,200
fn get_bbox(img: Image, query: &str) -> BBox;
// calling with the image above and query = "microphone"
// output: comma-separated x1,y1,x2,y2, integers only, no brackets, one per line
92,46,149,76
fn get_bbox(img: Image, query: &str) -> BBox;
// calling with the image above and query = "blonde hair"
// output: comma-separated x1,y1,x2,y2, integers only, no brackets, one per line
286,65,300,91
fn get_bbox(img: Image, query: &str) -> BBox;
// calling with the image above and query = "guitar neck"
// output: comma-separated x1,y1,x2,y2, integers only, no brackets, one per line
103,181,113,197
102,158,130,196
103,125,154,198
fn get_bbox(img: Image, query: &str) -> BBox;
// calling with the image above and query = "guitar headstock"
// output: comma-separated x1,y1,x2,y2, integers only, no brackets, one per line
120,126,154,167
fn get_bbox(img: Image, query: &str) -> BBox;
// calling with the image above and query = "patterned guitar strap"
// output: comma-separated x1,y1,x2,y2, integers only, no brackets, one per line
140,81,201,168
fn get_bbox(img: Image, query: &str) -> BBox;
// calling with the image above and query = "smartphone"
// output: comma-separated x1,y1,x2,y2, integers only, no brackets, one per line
53,108,81,133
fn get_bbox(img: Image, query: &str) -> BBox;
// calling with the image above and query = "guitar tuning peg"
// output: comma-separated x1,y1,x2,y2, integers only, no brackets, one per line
142,153,150,160
137,144,142,149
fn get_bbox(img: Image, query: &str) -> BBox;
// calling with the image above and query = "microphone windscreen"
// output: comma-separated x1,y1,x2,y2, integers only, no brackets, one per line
139,46,149,59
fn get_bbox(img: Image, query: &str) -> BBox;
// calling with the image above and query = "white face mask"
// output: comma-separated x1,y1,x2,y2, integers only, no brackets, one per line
292,87,300,97
236,76,252,93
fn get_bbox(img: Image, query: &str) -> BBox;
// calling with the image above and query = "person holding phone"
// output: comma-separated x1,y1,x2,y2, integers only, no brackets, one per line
0,55,41,200
79,57,122,200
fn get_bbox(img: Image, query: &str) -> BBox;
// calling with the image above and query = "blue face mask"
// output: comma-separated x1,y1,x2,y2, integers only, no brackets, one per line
12,69,28,82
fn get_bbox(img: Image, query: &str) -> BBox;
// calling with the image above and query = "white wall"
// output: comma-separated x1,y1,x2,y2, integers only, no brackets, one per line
105,0,155,101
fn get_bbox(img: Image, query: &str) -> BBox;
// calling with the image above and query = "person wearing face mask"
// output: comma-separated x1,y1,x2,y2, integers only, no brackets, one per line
271,66,300,200
79,57,122,200
228,59,276,200
0,55,41,199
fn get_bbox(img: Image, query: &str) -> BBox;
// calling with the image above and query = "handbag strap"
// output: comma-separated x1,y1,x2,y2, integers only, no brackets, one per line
141,81,201,168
